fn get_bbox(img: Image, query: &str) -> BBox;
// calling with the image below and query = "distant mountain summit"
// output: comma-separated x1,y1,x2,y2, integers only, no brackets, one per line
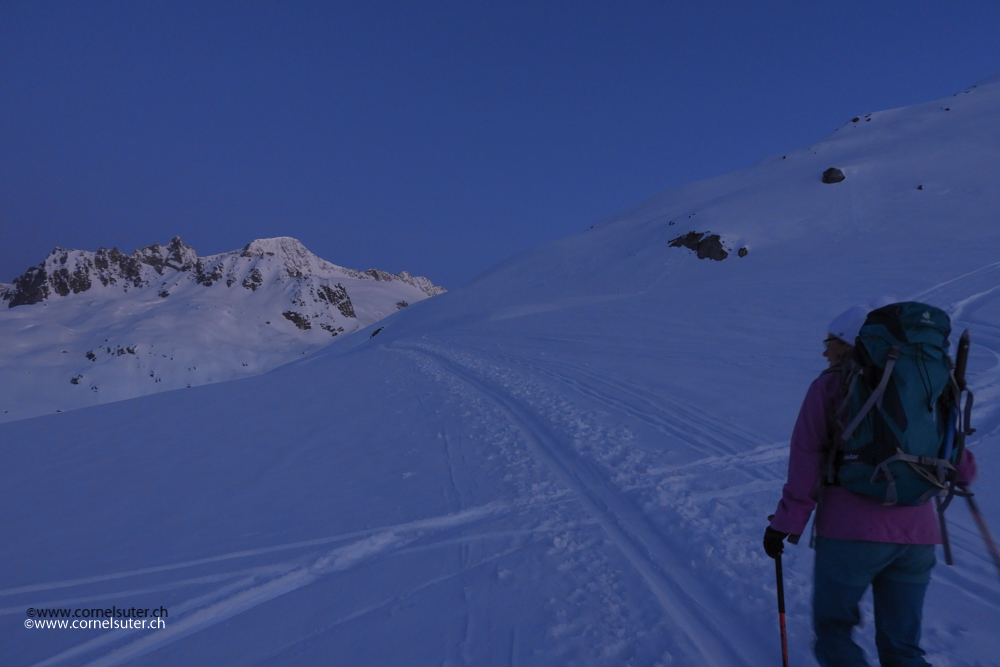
1,235,443,311
0,237,445,422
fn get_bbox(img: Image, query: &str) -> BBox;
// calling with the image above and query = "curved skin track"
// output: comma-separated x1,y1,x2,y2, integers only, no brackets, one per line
447,340,770,455
407,346,769,666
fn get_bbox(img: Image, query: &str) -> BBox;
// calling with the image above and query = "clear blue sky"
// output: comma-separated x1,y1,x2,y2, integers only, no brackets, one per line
2,1,998,288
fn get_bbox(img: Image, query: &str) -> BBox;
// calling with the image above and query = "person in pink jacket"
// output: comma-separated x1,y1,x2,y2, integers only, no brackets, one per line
764,307,977,667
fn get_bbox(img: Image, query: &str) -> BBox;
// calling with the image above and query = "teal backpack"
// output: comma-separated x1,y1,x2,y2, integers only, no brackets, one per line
826,302,974,508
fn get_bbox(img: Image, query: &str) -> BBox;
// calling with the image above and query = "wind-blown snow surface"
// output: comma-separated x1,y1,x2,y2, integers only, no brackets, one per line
0,237,444,423
4,78,1000,666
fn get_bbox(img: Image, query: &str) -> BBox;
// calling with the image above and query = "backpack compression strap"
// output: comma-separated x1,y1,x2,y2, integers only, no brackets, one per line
840,346,900,443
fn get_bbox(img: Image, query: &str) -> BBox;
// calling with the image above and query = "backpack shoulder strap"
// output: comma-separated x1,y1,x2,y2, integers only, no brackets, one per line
841,346,900,442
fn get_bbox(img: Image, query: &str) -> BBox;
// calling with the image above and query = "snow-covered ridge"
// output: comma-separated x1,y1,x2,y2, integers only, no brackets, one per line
0,236,445,422
2,236,444,308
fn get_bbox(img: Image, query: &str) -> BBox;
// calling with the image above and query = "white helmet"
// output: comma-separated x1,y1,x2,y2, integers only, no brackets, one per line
828,297,896,344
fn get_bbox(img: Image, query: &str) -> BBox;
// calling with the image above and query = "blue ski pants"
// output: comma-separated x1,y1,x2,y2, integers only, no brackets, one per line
813,536,935,667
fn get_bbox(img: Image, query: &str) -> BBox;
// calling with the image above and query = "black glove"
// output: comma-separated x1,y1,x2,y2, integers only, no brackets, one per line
763,526,789,559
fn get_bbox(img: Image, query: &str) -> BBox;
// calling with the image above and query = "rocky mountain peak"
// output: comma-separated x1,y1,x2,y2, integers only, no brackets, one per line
134,236,200,273
241,236,308,259
239,237,341,278
2,236,445,308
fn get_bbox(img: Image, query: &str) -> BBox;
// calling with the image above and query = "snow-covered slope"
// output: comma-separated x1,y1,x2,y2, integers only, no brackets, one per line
0,237,444,422
3,77,1000,666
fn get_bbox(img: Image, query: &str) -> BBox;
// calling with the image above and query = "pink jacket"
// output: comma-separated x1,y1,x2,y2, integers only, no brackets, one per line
770,370,978,544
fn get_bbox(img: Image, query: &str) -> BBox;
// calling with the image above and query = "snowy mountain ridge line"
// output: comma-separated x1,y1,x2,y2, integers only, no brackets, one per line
0,235,446,423
0,235,444,308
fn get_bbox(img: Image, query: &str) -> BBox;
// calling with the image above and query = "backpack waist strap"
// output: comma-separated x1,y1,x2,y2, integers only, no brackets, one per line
868,449,957,506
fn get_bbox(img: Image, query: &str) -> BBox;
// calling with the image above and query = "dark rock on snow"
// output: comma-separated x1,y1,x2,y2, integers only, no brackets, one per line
822,167,846,184
315,284,356,319
282,311,311,330
669,232,729,261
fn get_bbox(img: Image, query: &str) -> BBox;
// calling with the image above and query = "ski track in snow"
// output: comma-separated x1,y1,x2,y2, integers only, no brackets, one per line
2,504,508,599
400,343,772,665
23,503,557,667
400,348,676,664
462,343,772,455
423,341,796,596
252,545,525,665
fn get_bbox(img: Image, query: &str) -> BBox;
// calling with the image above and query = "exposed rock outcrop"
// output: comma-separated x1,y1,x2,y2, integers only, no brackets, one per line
3,237,204,307
315,283,356,319
668,232,730,261
282,311,311,330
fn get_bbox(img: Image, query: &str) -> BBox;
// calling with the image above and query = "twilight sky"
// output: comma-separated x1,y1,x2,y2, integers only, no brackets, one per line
2,2,998,288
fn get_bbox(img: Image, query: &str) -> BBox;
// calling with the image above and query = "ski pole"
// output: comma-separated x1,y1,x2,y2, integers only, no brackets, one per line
966,495,1000,585
775,553,789,667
